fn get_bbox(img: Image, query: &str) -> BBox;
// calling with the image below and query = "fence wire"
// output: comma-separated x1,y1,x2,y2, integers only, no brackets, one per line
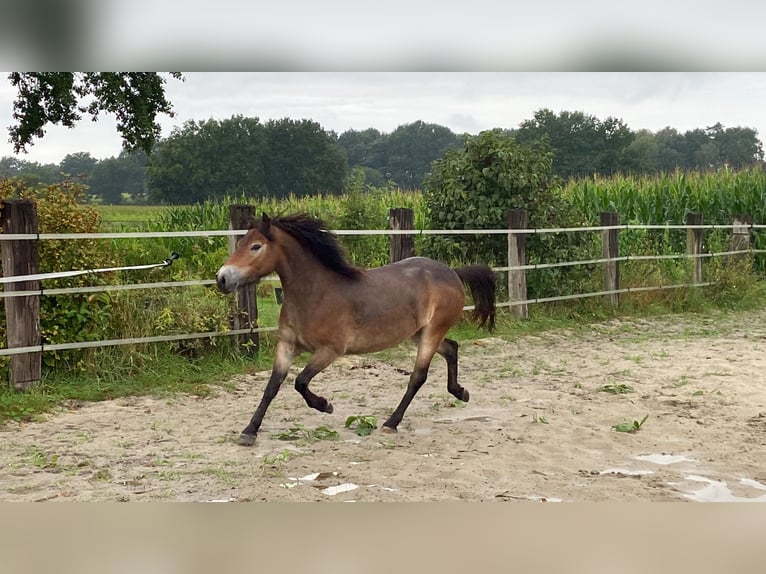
0,221,761,241
0,222,760,355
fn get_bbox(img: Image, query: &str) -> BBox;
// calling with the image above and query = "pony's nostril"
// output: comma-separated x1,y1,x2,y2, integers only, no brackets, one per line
216,266,240,293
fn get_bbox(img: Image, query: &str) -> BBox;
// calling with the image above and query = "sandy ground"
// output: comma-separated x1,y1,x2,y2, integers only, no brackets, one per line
2,309,766,502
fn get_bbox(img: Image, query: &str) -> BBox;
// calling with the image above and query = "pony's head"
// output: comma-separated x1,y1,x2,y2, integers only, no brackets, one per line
216,213,278,293
216,212,361,294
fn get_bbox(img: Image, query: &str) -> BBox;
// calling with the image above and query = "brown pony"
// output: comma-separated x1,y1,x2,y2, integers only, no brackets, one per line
216,213,496,446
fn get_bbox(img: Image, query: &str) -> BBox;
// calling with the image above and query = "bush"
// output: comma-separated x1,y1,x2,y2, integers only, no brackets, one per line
0,179,117,372
422,130,593,298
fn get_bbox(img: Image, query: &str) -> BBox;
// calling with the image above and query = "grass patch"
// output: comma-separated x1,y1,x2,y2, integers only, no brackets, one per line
261,449,301,477
271,424,339,443
0,347,271,426
25,445,60,469
598,383,635,394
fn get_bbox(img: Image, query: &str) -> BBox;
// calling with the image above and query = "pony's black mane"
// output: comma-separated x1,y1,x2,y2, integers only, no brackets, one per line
255,214,362,280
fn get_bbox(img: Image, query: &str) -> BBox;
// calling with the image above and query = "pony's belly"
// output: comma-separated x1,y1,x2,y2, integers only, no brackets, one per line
345,337,412,355
344,319,420,355
290,308,420,355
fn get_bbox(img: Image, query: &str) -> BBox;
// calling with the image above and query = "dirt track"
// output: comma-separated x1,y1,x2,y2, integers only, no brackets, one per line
2,309,766,502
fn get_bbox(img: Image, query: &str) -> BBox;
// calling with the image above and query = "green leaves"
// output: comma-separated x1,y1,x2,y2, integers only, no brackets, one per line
272,424,338,443
344,415,378,436
613,415,649,433
8,73,183,155
272,424,339,443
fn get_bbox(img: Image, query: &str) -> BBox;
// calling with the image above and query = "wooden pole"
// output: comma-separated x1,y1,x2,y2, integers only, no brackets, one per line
600,211,620,306
686,211,703,284
388,208,414,263
507,209,528,319
1,200,42,389
228,205,258,353
727,214,750,267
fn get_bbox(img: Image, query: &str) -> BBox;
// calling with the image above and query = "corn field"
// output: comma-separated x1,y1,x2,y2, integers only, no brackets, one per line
101,167,766,284
564,166,766,270
565,165,766,227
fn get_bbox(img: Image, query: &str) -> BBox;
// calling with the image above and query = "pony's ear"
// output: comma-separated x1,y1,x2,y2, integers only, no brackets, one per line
248,213,271,229
257,212,273,239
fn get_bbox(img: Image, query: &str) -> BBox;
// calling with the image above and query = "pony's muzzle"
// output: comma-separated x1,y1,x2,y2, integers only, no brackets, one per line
216,265,242,293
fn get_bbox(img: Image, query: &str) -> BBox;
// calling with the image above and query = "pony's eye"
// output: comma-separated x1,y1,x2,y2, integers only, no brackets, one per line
251,243,262,252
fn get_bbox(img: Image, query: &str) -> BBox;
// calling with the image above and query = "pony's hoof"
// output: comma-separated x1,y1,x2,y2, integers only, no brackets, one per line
235,433,256,447
381,425,397,434
461,389,470,402
325,402,334,414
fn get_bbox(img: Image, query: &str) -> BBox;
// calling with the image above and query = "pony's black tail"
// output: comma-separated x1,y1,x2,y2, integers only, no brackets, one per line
454,265,497,331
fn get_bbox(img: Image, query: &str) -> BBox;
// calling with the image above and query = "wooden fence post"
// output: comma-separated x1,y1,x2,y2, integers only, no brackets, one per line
1,200,42,390
728,214,751,267
389,208,414,263
228,205,258,353
686,211,703,284
600,211,620,306
507,209,528,319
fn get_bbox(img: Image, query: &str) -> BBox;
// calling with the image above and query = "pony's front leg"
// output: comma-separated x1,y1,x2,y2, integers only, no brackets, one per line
237,340,295,446
294,348,338,414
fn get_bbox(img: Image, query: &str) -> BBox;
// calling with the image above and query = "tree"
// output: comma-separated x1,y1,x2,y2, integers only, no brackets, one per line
337,128,386,186
653,127,686,172
619,124,764,173
337,122,466,189
59,152,98,184
89,151,148,204
652,123,765,171
717,126,764,168
7,72,183,155
0,156,25,179
682,128,715,170
623,129,661,173
374,121,464,188
337,128,384,167
260,118,347,197
149,116,348,203
0,155,58,186
515,109,635,179
699,123,764,169
598,116,636,174
147,116,266,204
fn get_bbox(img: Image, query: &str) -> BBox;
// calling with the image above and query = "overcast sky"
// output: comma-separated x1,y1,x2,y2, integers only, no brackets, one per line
3,72,766,165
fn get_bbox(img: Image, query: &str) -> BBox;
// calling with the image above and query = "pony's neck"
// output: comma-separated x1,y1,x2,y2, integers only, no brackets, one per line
272,229,334,296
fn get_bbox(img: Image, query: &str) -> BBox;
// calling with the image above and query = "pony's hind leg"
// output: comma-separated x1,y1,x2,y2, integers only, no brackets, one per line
294,348,337,414
438,338,469,403
383,331,442,432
